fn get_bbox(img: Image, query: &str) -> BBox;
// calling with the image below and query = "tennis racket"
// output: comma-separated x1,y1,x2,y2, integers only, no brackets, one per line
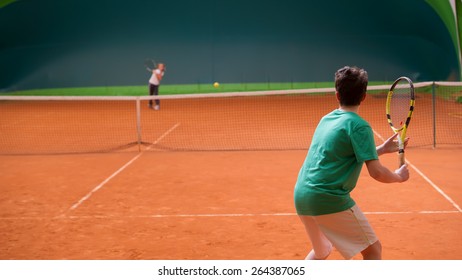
145,58,157,73
386,77,415,167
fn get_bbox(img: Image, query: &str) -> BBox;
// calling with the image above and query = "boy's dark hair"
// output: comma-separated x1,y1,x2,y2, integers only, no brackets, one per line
335,66,368,106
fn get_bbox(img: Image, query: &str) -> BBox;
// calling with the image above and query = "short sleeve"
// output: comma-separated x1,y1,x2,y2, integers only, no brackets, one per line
351,125,378,162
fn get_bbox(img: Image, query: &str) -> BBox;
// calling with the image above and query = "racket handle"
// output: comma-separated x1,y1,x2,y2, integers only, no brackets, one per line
398,150,405,167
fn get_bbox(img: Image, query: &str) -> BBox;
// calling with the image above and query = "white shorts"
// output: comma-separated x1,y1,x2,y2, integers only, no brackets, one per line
298,204,378,260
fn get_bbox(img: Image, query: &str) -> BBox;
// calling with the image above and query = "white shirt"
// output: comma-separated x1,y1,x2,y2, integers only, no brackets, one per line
149,69,163,85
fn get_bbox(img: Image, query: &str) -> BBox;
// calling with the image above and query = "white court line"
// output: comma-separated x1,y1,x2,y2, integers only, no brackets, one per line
1,210,460,221
60,123,181,216
373,130,462,213
47,126,459,218
64,210,459,219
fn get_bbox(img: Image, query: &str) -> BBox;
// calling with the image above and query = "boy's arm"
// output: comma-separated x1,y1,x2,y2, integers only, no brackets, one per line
376,133,409,156
365,159,409,183
155,69,164,81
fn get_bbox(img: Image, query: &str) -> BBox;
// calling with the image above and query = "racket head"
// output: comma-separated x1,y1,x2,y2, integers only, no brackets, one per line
386,76,415,134
144,59,157,72
386,76,415,166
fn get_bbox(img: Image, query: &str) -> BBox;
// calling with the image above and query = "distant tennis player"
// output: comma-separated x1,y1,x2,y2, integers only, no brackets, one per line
294,66,409,260
148,63,165,110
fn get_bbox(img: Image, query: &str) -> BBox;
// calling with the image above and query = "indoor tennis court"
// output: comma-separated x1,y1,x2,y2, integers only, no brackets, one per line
1,87,461,260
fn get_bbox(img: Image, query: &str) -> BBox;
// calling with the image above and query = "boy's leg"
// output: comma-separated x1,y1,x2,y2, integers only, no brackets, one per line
148,84,154,108
154,85,160,107
314,205,379,260
361,240,382,260
298,215,332,260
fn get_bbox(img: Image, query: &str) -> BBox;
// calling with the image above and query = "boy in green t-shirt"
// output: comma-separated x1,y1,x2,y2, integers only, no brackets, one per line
294,66,409,260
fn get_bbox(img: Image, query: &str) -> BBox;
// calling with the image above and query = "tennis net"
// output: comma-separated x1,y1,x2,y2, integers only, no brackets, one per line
0,82,461,155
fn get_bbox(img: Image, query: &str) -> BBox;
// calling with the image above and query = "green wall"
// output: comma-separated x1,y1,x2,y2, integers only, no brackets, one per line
0,0,459,91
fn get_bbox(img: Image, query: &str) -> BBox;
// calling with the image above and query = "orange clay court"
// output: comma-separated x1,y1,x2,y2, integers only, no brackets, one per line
0,93,461,260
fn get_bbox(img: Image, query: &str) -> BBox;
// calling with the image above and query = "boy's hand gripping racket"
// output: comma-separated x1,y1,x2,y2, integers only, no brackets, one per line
386,77,415,167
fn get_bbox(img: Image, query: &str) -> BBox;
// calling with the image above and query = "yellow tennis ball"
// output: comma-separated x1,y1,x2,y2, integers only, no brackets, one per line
213,82,220,88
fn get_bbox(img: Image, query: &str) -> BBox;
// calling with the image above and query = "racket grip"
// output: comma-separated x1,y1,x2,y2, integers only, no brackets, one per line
398,150,405,167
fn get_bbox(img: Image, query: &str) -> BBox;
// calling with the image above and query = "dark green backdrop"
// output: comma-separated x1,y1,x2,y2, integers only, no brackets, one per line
0,0,459,91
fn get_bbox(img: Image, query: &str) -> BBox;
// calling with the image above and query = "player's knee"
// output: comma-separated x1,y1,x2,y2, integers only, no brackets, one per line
307,243,332,260
373,240,382,255
320,243,333,259
361,240,382,260
316,250,331,260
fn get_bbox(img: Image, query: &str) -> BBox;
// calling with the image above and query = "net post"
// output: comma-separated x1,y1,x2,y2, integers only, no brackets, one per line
136,97,142,152
432,81,436,149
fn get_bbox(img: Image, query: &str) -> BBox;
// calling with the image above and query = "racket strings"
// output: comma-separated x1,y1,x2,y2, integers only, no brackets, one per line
390,81,412,128
145,59,156,71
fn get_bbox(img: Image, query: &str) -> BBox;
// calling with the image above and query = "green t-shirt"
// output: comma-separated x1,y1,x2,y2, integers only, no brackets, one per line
294,109,378,216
